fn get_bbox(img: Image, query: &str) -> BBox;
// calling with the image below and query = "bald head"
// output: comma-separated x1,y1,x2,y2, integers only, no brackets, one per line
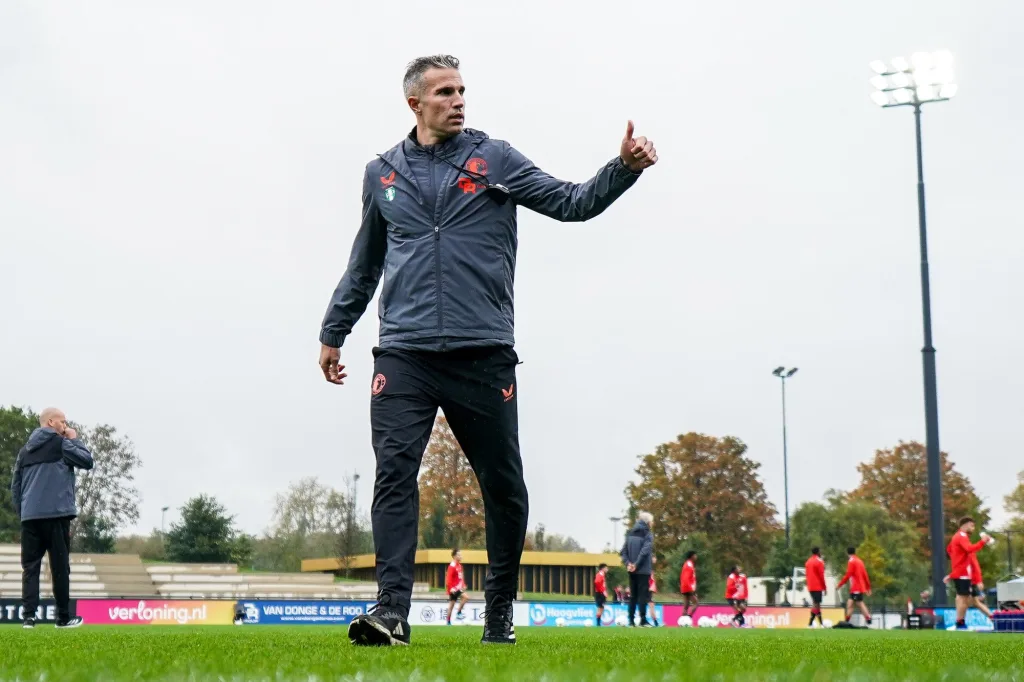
40,407,67,434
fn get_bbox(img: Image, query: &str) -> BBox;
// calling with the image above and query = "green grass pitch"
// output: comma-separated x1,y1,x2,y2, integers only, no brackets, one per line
3,626,1022,681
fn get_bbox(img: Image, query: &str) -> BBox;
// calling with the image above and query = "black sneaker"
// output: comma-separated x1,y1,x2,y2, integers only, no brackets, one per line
22,618,34,629
481,594,516,645
55,617,84,629
348,605,410,647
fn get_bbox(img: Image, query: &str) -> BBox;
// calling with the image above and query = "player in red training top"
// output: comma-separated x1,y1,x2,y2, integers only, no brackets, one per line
445,548,468,625
725,565,748,627
946,516,992,630
945,550,994,624
837,546,871,626
679,551,698,621
646,556,661,627
594,563,609,626
805,547,827,628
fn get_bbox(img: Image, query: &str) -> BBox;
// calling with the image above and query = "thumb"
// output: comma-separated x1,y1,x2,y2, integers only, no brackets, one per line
624,120,634,142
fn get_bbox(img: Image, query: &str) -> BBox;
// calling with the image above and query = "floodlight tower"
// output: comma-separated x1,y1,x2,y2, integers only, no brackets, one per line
869,50,957,606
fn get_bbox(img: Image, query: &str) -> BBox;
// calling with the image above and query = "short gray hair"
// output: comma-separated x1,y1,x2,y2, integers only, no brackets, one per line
403,54,460,98
638,511,654,526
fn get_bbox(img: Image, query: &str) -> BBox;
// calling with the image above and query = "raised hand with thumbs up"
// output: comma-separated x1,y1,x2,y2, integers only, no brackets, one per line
619,120,658,172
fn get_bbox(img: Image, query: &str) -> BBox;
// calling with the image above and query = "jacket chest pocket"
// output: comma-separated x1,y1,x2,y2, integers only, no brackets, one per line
378,188,434,239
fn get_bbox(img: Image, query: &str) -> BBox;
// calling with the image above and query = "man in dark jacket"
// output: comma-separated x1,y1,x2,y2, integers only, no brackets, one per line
620,513,655,627
321,54,657,647
11,407,93,628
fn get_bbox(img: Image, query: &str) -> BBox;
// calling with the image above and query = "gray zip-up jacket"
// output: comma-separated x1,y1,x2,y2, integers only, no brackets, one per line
620,519,654,575
320,128,642,351
11,427,94,522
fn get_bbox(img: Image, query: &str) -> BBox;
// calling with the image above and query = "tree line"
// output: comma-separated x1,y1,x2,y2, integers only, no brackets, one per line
625,433,1021,605
5,404,1023,594
1,406,581,571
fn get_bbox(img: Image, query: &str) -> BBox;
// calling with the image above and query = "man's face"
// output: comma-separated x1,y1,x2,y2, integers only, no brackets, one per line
46,411,67,434
410,68,465,138
454,551,462,563
964,521,976,534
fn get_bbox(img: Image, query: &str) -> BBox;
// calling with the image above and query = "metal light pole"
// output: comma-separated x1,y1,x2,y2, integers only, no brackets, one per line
772,367,798,547
609,517,623,552
869,50,957,606
161,506,169,534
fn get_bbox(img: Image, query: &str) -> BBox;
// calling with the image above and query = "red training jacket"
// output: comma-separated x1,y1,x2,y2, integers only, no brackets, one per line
725,572,748,600
680,560,697,594
947,531,986,580
837,555,871,594
805,555,827,592
445,561,465,593
594,571,607,596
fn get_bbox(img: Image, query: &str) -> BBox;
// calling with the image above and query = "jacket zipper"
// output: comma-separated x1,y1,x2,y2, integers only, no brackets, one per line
432,162,452,352
430,139,485,352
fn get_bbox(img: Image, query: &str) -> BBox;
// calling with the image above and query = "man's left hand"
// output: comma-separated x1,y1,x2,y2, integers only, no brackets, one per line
620,120,658,172
64,427,78,440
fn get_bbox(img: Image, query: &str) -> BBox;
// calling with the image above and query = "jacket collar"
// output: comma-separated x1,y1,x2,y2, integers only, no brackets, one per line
377,127,489,204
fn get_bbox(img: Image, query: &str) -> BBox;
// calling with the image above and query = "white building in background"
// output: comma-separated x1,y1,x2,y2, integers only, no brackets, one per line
746,573,843,608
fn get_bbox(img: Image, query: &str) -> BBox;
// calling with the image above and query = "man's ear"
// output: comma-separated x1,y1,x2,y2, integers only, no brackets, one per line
407,95,421,115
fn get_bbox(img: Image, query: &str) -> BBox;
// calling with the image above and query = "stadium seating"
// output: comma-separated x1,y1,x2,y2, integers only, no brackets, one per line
0,544,158,598
0,544,430,600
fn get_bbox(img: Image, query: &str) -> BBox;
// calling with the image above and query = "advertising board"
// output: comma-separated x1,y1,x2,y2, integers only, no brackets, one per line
527,602,663,627
0,599,72,624
77,599,235,625
237,600,372,625
661,605,845,628
932,607,993,630
408,600,532,627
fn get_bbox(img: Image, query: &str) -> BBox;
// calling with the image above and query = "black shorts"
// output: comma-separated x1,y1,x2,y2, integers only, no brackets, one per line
810,591,823,606
448,590,464,601
953,579,972,597
971,585,983,598
728,599,747,608
595,594,606,607
682,591,697,599
850,592,865,603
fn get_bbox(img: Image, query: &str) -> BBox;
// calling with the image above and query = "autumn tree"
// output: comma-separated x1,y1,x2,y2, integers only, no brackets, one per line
625,432,781,575
769,498,927,603
257,476,370,572
857,526,895,597
0,406,37,541
848,441,990,561
71,422,142,551
418,415,485,549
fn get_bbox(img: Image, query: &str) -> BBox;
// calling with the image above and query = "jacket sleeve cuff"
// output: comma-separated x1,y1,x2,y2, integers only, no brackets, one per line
319,330,347,348
614,157,643,177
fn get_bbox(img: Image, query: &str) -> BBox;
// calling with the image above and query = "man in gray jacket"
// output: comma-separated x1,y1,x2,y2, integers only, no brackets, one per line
621,512,655,627
320,54,657,647
11,407,93,628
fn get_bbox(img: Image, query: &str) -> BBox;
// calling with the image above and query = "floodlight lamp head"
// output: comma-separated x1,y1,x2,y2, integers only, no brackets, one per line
786,368,799,378
772,367,785,377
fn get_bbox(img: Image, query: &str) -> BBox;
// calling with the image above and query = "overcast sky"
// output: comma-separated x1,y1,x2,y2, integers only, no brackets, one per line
2,1,1021,557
